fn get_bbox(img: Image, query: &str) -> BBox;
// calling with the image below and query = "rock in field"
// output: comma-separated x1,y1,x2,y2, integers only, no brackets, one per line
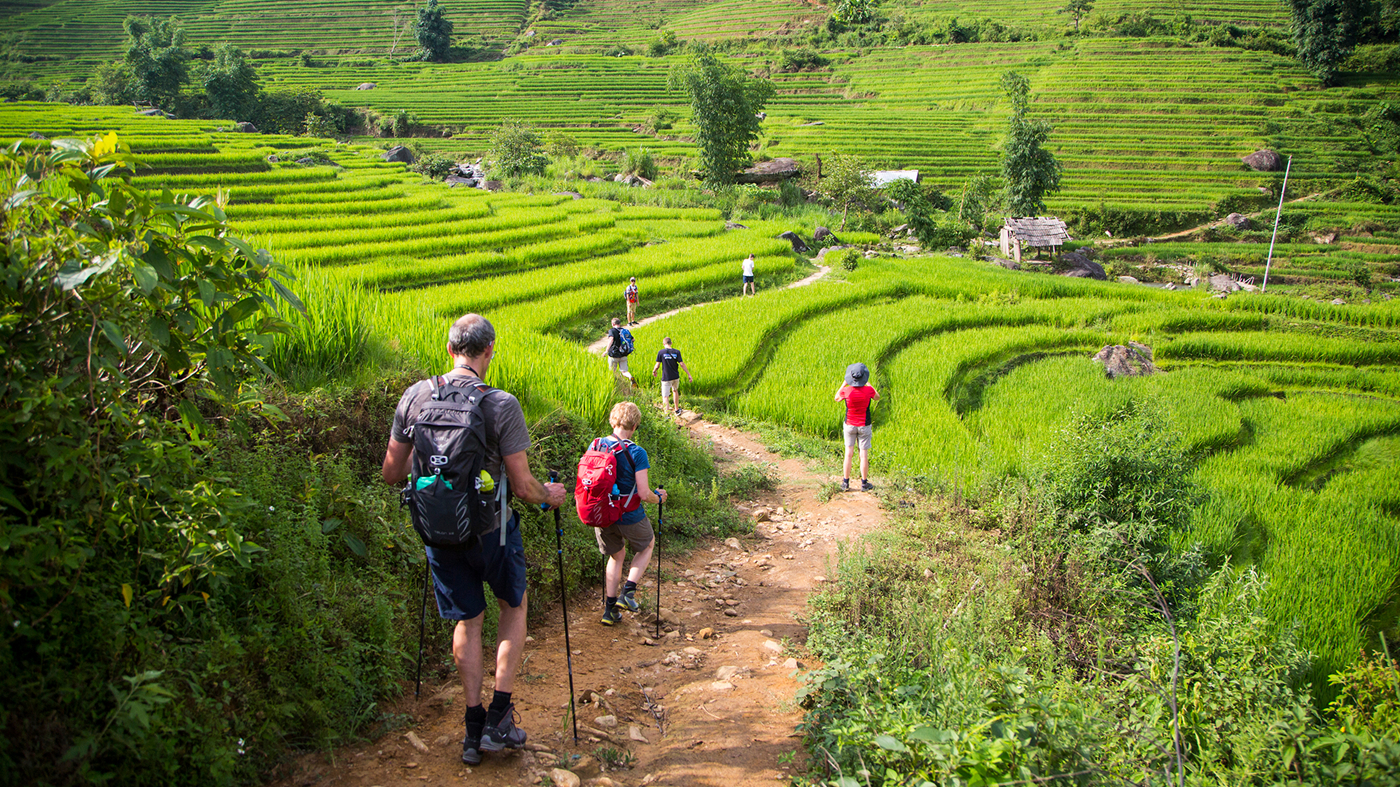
777,231,809,252
814,226,837,243
1058,251,1106,280
549,768,581,787
736,157,801,184
355,82,376,90
1242,149,1285,172
1225,212,1251,230
382,145,415,164
234,121,258,133
1093,344,1157,378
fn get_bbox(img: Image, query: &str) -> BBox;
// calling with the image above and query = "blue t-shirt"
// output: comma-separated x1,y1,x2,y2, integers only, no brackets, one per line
600,436,650,525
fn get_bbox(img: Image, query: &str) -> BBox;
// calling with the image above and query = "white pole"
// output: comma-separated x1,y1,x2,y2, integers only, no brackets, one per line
1262,155,1292,293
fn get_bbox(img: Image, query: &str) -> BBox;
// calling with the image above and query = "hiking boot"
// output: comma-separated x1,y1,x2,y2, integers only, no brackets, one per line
861,479,874,492
461,731,482,765
479,705,527,752
840,478,850,492
619,590,640,613
600,606,622,626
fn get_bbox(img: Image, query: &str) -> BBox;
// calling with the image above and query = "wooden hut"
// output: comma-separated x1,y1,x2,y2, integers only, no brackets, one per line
1001,217,1070,262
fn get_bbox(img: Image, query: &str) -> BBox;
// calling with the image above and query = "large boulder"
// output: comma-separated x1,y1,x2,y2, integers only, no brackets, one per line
1242,149,1285,172
814,226,838,243
355,82,376,90
736,157,801,184
777,231,809,252
27,131,45,140
1225,213,1251,230
445,176,477,188
1208,273,1241,293
382,145,415,164
1058,251,1106,280
235,121,258,133
1093,344,1157,378
135,108,163,117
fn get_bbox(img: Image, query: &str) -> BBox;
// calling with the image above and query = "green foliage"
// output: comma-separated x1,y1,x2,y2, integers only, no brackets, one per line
250,86,326,135
668,52,775,185
1327,643,1400,740
199,43,257,121
1059,0,1094,33
1000,71,1062,218
643,108,677,134
409,150,457,179
832,0,877,26
122,16,189,110
544,130,581,158
302,111,336,138
814,153,872,230
646,28,679,57
778,47,829,73
620,147,658,180
487,119,546,178
1287,0,1366,84
831,247,861,272
90,61,135,106
414,0,455,62
884,179,968,247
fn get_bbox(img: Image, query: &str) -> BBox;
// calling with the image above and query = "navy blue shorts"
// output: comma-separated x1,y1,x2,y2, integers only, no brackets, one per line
424,511,527,621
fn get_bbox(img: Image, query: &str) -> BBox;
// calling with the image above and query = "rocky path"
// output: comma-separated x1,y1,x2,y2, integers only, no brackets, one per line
269,410,883,787
584,265,831,356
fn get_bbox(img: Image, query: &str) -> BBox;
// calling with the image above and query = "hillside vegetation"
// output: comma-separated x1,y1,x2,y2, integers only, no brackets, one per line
1,0,1399,785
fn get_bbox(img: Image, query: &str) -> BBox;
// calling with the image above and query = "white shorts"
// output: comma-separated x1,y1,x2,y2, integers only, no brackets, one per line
843,424,872,451
609,356,630,376
661,378,678,398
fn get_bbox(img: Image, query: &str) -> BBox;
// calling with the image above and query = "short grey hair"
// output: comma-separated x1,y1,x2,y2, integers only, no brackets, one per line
449,314,495,357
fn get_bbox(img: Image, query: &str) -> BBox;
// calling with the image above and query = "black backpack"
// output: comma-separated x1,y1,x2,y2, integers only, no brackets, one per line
402,376,501,548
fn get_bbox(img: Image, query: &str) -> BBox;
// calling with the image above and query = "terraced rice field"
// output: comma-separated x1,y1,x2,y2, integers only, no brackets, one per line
629,252,1400,689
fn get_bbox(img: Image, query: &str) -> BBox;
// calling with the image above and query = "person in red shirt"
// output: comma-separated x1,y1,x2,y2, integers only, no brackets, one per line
834,362,879,492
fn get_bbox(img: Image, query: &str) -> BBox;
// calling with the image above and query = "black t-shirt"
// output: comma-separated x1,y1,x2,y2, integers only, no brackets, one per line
656,348,683,381
607,327,625,358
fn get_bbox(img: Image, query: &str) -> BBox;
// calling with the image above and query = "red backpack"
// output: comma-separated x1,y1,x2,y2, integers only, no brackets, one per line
575,437,642,527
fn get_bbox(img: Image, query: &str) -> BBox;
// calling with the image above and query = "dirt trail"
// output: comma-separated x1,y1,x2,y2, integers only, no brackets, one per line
270,411,883,787
585,265,831,356
1149,192,1324,242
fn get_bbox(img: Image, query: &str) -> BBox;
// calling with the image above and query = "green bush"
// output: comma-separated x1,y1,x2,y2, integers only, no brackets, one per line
487,119,546,177
620,147,658,180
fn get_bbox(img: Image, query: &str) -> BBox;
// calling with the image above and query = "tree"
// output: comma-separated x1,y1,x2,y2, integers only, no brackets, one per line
1285,0,1365,85
122,16,189,110
415,0,454,62
487,120,546,177
668,52,775,185
816,153,873,230
200,43,258,121
1058,0,1094,33
999,71,1062,218
91,61,135,105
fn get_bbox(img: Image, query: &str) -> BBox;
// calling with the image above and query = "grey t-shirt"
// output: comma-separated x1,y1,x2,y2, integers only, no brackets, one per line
390,372,531,484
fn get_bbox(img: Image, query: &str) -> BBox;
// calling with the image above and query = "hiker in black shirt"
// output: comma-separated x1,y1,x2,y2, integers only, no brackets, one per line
605,317,634,384
651,336,692,414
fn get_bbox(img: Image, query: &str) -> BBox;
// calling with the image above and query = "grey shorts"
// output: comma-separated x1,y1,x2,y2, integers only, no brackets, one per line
661,378,678,398
609,356,630,375
843,424,872,451
596,515,654,555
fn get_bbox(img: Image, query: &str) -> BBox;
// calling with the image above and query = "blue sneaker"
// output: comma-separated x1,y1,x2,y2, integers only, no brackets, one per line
600,606,622,626
619,589,640,613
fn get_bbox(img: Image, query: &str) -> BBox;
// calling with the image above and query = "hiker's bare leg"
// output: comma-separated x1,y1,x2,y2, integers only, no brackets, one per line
843,444,854,480
493,593,528,694
859,448,870,481
604,549,625,597
454,615,486,704
626,540,655,584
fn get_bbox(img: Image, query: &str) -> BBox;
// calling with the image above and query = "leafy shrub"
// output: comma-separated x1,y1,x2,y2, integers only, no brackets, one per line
487,119,546,177
410,150,458,180
620,147,657,180
643,108,676,134
302,111,336,138
646,29,679,57
544,130,580,159
831,248,860,271
778,48,829,72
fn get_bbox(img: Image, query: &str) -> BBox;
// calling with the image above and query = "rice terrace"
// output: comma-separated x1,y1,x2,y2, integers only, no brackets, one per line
2,0,1400,784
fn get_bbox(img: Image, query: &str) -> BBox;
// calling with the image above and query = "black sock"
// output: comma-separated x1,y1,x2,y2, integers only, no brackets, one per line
605,595,618,610
622,581,637,595
464,704,486,738
485,690,512,726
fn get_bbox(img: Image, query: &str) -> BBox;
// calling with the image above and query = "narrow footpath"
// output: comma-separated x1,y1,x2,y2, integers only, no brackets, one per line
269,412,884,787
584,265,831,356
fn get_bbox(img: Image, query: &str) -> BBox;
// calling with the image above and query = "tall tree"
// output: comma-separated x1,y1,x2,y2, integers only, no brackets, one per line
999,71,1062,218
668,52,775,185
415,0,454,62
200,43,258,121
1058,0,1094,33
123,16,189,110
815,154,872,230
1286,0,1365,85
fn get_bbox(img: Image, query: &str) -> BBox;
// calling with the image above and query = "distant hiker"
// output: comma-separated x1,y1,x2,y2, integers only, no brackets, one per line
381,313,567,767
605,317,635,384
625,276,639,325
834,362,879,492
742,253,756,296
652,336,693,414
592,401,667,626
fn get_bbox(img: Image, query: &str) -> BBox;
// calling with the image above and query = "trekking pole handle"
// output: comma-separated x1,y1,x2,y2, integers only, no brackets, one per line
543,470,559,510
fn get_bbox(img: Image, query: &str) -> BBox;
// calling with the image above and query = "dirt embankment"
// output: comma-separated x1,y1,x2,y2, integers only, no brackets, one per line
270,412,884,787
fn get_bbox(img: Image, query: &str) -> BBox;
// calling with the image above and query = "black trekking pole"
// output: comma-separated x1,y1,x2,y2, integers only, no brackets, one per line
415,557,430,698
655,488,664,639
546,470,579,745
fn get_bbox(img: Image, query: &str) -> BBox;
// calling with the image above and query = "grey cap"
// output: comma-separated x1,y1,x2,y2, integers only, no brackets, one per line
845,362,869,387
